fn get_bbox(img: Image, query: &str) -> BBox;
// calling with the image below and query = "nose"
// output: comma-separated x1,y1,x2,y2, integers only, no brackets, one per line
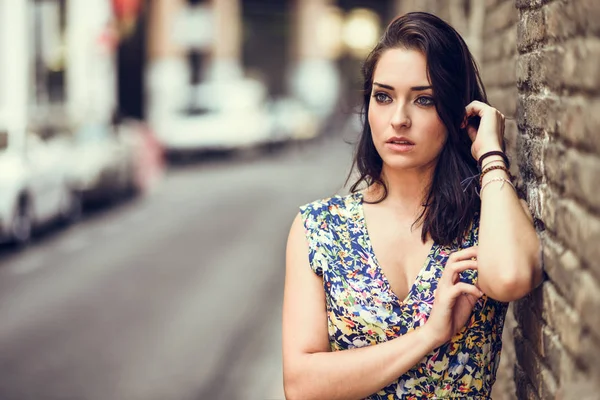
390,103,411,129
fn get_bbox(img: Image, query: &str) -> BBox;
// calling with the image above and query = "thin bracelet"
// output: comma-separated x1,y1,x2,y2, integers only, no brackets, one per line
479,177,516,196
481,159,506,171
479,165,511,186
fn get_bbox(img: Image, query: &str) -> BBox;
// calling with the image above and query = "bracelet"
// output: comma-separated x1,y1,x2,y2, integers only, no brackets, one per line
479,177,516,196
478,151,510,171
481,159,506,171
479,165,511,186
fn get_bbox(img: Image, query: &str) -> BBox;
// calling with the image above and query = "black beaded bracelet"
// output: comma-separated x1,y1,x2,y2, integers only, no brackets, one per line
478,151,510,171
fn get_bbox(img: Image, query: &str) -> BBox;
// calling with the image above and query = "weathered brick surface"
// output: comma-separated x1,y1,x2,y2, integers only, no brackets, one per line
483,25,517,62
517,8,547,52
513,0,600,397
397,1,600,398
485,0,518,36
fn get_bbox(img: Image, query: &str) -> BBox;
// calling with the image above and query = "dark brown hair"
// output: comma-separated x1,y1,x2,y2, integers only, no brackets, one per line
348,12,499,246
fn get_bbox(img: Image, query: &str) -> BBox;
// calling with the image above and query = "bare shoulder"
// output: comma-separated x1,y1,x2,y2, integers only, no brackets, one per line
283,212,330,359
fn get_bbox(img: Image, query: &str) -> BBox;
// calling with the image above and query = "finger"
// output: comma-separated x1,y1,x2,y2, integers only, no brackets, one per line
464,101,488,118
447,246,478,264
451,282,484,299
441,259,478,285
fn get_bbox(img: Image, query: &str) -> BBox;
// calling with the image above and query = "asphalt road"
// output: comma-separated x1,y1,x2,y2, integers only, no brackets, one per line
0,122,358,400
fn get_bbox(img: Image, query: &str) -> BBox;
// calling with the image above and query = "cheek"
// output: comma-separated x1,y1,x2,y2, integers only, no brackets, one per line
368,104,388,135
424,117,448,145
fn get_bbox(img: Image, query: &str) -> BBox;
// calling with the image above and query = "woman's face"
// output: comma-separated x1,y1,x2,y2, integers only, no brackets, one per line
368,48,447,173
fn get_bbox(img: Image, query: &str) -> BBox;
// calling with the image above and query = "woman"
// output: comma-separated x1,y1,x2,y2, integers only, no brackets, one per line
282,11,542,400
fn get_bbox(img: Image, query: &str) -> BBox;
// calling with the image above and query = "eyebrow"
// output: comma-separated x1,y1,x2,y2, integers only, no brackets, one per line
373,82,433,91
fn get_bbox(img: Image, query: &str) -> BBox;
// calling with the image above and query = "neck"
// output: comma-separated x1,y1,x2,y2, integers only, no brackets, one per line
367,163,436,219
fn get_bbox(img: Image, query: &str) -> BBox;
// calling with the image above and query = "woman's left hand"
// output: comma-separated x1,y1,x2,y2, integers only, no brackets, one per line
464,101,505,161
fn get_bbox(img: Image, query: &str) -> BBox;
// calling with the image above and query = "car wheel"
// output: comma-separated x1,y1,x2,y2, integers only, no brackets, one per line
10,199,33,248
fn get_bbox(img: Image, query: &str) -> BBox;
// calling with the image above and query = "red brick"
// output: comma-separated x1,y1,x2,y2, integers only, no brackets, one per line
561,38,600,92
515,0,548,10
483,25,518,62
574,270,600,341
485,0,518,36
517,8,547,52
541,282,584,357
554,200,600,278
563,149,600,212
557,96,600,154
585,1,600,36
482,56,516,88
540,366,558,399
545,0,600,40
577,332,600,380
541,326,573,386
516,94,559,133
539,184,557,232
545,1,578,42
518,302,544,354
488,87,518,116
543,141,565,189
516,48,564,92
556,378,600,400
541,236,570,298
514,351,541,400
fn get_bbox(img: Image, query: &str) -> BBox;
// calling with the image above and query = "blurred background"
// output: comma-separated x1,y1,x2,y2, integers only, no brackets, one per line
3,1,598,399
0,0,404,399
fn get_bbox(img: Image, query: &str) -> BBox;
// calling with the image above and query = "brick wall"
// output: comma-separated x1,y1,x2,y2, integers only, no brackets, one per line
480,1,519,398
394,1,600,398
513,0,600,398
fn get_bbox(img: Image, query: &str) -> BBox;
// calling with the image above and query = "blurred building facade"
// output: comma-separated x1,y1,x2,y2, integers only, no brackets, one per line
0,0,402,149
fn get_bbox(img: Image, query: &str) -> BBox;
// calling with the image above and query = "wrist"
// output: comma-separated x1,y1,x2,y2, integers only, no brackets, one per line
477,150,509,171
419,323,445,350
475,145,503,160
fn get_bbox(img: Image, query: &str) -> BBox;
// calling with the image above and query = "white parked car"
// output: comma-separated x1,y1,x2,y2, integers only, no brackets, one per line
68,123,135,205
266,97,319,142
0,129,81,247
152,78,272,153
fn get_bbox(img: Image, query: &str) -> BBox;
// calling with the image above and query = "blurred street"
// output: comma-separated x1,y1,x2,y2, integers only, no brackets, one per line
0,125,356,400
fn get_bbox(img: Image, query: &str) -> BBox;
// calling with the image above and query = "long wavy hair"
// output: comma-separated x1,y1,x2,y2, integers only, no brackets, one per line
347,12,501,246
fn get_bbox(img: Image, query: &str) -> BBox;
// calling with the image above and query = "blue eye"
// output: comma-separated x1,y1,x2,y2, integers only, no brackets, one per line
373,92,392,104
416,96,435,106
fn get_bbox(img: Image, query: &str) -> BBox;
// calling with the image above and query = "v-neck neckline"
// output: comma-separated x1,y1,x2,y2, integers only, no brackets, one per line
353,191,437,305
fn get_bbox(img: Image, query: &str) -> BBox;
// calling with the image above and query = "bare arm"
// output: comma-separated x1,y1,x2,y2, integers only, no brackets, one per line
282,213,477,400
464,101,543,302
476,159,543,302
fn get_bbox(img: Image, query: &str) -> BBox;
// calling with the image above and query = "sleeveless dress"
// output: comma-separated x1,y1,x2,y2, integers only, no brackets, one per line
299,192,508,399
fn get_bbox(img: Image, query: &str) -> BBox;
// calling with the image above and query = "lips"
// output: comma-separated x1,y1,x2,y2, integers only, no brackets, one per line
386,137,415,145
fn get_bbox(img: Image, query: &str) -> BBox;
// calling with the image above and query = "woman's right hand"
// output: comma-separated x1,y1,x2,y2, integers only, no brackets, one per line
423,247,483,347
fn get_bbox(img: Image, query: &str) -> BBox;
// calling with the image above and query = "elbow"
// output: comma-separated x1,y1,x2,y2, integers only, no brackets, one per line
283,374,300,400
284,375,315,400
478,258,542,303
283,362,312,400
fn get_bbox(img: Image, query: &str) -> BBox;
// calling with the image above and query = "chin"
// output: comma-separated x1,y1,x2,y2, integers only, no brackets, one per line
381,155,437,172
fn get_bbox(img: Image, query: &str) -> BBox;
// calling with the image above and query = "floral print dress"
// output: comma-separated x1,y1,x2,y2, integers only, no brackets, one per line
299,192,508,399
